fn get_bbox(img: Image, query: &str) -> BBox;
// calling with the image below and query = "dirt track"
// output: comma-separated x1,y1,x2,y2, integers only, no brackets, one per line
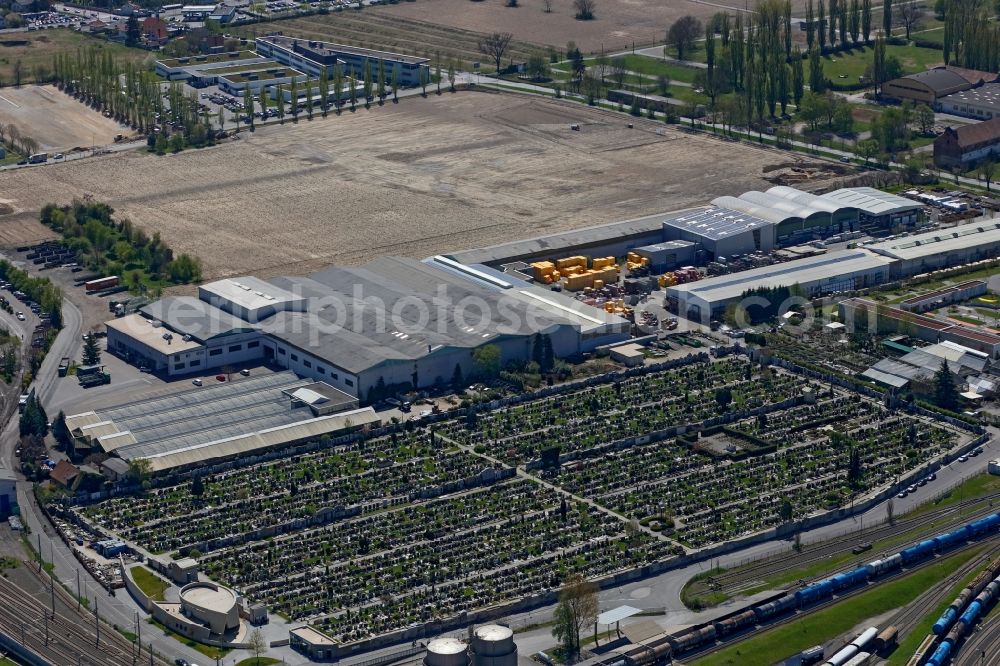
1,92,840,279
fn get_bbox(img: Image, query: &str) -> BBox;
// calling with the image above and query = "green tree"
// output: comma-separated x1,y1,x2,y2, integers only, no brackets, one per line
377,58,386,104
806,0,816,48
276,87,286,124
977,160,998,191
934,359,959,410
363,58,373,105
333,63,344,113
809,46,824,92
52,411,73,451
915,103,935,134
125,15,141,47
862,0,872,41
551,575,598,659
191,474,205,498
243,84,254,131
472,344,501,378
847,446,863,487
319,69,330,116
818,0,827,49
779,497,794,521
791,48,805,106
856,138,879,164
258,86,270,125
448,63,456,92
882,0,892,36
290,77,300,122
391,64,400,102
82,331,102,365
667,15,703,61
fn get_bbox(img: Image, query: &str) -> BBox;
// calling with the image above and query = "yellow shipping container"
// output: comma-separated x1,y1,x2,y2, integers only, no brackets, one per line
531,261,556,280
592,256,615,269
556,255,587,271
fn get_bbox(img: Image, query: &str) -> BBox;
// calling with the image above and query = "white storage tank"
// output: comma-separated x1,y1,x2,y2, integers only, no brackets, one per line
426,637,470,666
471,625,517,666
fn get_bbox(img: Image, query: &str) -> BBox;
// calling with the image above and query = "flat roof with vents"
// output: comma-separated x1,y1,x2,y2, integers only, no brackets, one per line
198,276,305,321
867,221,1000,260
64,371,375,472
662,206,773,240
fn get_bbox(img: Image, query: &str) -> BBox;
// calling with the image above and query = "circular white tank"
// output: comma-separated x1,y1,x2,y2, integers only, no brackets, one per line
426,637,470,666
472,625,517,666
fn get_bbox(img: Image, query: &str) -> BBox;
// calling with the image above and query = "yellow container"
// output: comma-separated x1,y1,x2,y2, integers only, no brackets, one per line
592,256,615,270
594,279,604,289
531,261,555,280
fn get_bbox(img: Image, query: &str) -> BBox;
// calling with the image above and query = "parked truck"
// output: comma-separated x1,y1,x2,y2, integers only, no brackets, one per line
84,276,119,293
58,357,70,377
28,153,48,164
77,364,110,387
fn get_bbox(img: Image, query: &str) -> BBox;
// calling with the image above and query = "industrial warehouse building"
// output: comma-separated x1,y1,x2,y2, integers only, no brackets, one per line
65,371,374,472
667,250,896,319
881,66,998,106
933,117,1000,167
939,83,1000,120
106,257,629,399
452,187,920,270
669,217,1000,320
866,221,1000,275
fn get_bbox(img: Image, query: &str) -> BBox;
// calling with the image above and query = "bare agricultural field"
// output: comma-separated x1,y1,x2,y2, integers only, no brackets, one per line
234,11,540,70
361,0,806,53
1,92,840,279
0,85,129,153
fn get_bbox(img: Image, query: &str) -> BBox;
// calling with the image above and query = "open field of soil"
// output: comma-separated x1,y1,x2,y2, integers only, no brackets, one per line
0,85,129,153
0,29,150,86
234,10,540,70
0,91,844,279
362,0,806,53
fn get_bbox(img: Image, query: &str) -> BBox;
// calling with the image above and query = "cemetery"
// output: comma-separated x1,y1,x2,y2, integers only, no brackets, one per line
70,353,971,645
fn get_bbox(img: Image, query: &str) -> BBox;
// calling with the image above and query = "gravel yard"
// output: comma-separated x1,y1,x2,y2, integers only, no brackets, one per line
1,92,839,279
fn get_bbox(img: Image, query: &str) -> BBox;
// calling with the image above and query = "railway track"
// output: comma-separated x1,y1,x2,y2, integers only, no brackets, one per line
0,563,167,666
677,534,1000,664
700,492,1000,596
954,614,1000,666
886,545,999,639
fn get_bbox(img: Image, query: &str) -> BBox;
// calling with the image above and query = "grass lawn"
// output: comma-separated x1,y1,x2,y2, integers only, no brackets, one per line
618,54,700,84
130,566,170,601
1,147,23,166
0,28,151,85
149,617,231,660
692,546,984,665
907,473,1000,519
822,43,944,84
0,658,19,665
949,313,986,325
235,659,282,666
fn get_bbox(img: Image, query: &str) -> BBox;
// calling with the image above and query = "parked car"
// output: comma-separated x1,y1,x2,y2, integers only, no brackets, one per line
192,378,203,386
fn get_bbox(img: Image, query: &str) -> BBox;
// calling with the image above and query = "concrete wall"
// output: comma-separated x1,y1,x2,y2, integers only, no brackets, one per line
0,631,52,666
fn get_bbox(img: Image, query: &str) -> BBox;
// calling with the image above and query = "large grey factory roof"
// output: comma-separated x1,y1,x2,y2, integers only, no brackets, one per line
264,257,578,374
766,186,855,214
820,187,922,216
447,212,669,265
710,195,799,226
662,206,773,239
65,371,374,472
140,297,256,344
668,250,894,304
737,190,830,220
942,82,1000,107
866,220,1000,261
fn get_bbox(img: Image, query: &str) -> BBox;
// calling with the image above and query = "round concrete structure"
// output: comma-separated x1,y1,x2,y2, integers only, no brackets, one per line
425,637,469,666
179,581,240,635
471,625,516,666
